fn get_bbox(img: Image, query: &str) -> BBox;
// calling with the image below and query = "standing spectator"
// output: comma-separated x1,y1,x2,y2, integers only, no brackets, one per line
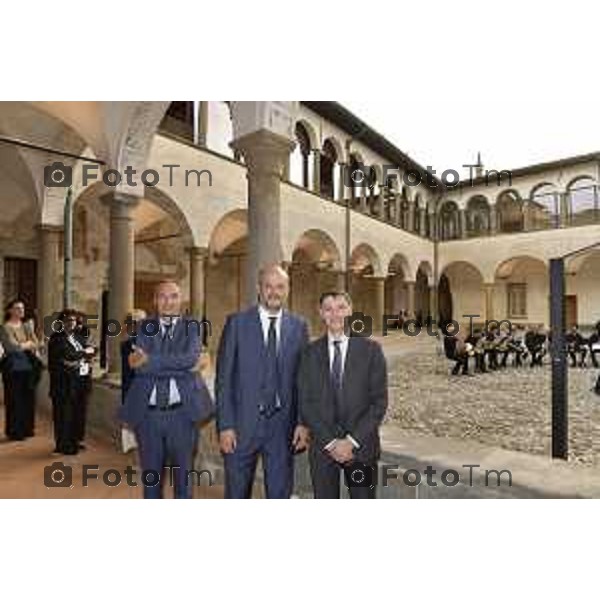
0,299,43,441
47,309,95,455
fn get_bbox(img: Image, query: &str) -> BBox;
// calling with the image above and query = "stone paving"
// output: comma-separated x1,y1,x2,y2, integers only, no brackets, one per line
380,333,600,465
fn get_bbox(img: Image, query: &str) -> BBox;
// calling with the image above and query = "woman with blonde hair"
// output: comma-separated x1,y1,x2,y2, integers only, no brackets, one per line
0,299,43,440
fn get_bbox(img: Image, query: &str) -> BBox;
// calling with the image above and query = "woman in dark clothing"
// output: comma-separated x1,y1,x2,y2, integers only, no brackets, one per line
0,299,43,441
48,309,95,455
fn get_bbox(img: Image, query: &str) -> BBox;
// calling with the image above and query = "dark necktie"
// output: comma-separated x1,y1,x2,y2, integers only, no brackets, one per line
263,316,279,415
155,321,173,408
331,340,342,389
331,340,343,425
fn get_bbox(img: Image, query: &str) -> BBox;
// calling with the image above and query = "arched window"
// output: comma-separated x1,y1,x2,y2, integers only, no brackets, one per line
439,202,460,240
320,139,337,198
496,191,523,233
529,183,558,230
290,123,312,188
466,196,490,237
567,177,597,226
160,101,203,143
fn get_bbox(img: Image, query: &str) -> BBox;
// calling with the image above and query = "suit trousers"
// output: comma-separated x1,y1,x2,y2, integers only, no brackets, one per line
3,370,36,440
223,413,293,499
134,408,198,499
309,446,376,499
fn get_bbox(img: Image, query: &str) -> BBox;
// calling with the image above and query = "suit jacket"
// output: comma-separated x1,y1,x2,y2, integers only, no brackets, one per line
298,335,388,464
118,316,213,428
215,305,309,441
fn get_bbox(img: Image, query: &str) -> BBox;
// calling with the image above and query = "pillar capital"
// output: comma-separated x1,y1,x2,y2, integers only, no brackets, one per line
37,223,63,235
231,129,295,178
101,191,140,219
186,246,209,260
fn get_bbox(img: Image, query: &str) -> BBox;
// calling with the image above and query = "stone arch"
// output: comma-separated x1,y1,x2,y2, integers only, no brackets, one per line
324,135,345,165
350,242,382,277
208,208,248,258
292,228,342,270
466,195,491,237
205,209,249,345
295,118,319,150
385,253,411,318
290,229,344,332
566,175,597,226
496,189,524,233
320,138,339,199
493,256,548,325
528,182,559,230
415,261,433,324
290,121,313,189
567,249,600,327
439,200,460,240
440,261,485,326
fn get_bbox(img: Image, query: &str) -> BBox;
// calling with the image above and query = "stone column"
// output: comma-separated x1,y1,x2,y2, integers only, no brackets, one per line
394,195,402,226
429,284,437,323
459,208,468,239
103,191,139,375
198,101,209,146
522,200,532,231
372,276,385,335
405,281,416,318
419,208,427,236
377,187,386,220
407,201,415,232
338,163,346,203
559,191,570,228
483,283,495,323
232,130,295,306
429,211,438,240
38,224,63,331
188,246,208,319
489,205,497,235
312,149,321,194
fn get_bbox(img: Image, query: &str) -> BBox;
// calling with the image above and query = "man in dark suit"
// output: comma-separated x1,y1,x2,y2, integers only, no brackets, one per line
216,263,310,499
299,291,388,499
119,281,213,499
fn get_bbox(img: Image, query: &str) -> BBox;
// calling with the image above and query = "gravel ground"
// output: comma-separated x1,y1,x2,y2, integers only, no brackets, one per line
381,334,600,464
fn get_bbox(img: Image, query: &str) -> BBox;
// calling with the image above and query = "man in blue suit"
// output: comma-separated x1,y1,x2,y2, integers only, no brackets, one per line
120,280,213,499
216,263,310,499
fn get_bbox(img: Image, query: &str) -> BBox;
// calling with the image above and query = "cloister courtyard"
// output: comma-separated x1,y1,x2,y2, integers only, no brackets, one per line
381,333,600,465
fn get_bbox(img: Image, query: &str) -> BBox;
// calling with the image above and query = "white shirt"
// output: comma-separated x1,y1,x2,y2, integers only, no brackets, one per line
148,316,181,406
327,332,349,377
323,332,359,451
258,304,282,347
